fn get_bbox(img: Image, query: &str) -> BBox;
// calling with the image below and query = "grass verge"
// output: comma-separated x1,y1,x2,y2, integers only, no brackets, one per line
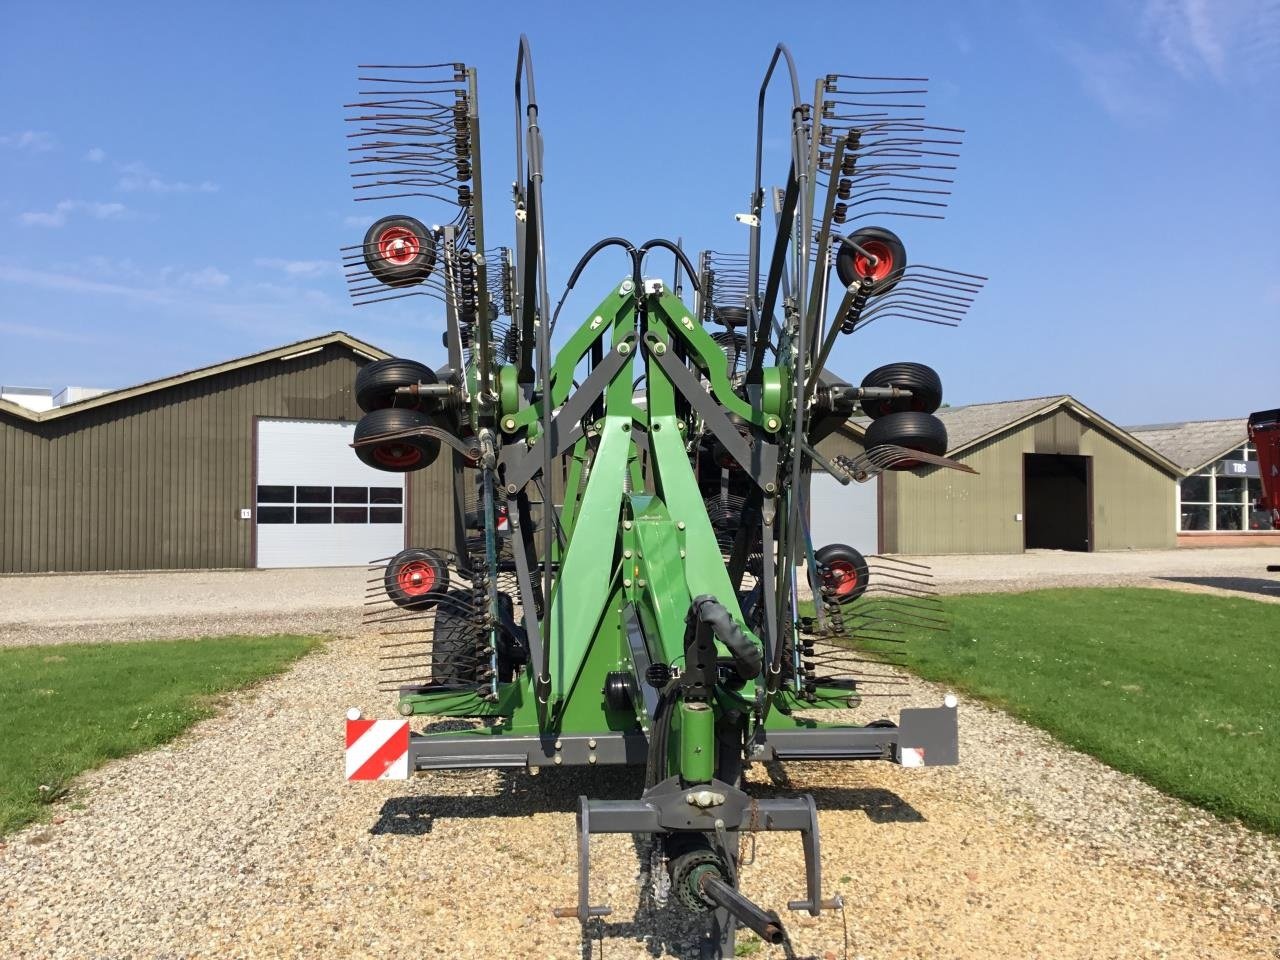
843,588,1280,834
0,634,320,835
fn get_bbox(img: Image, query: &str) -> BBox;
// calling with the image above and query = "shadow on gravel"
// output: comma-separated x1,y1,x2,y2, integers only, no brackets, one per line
1157,575,1280,599
370,767,644,834
371,764,900,957
371,763,923,834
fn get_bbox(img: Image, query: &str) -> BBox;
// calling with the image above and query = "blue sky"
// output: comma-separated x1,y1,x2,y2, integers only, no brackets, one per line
1,0,1277,424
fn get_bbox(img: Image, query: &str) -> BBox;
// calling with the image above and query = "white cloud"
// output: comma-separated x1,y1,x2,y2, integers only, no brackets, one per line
16,200,130,228
1142,0,1280,81
0,320,98,344
179,266,230,289
1060,43,1165,119
0,263,173,304
85,147,106,163
255,258,331,277
116,161,218,194
0,260,348,342
0,130,55,152
1143,0,1227,78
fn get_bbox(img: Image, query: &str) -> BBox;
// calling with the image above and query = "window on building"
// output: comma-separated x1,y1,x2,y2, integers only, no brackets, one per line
255,486,403,525
1177,442,1275,532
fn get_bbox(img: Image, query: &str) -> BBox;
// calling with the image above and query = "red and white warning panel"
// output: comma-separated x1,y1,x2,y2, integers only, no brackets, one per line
345,709,410,781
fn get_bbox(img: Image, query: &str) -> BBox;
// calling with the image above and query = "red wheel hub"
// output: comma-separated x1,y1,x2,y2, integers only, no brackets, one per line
376,226,421,266
853,240,894,282
397,560,436,596
372,441,422,468
824,559,860,596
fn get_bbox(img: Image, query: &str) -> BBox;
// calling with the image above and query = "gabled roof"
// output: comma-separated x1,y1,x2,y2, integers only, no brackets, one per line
844,394,1183,477
1125,418,1248,474
0,331,389,424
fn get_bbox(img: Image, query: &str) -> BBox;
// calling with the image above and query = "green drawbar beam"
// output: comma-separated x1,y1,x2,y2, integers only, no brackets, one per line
679,701,716,784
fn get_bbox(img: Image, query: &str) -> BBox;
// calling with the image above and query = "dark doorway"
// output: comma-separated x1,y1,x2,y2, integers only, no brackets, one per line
1024,454,1091,551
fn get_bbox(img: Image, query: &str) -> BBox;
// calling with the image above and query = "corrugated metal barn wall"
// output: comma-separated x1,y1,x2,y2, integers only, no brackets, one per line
0,343,454,573
882,407,1176,554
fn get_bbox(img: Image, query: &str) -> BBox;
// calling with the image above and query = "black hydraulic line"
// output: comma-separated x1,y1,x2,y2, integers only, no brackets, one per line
747,44,803,328
692,595,760,680
638,238,701,293
513,35,556,695
744,168,798,383
550,237,637,335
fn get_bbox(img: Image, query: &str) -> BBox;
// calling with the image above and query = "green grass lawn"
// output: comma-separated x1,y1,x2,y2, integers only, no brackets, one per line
0,634,320,835
846,588,1280,834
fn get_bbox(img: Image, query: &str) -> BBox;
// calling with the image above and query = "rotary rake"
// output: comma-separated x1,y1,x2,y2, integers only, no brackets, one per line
341,38,984,958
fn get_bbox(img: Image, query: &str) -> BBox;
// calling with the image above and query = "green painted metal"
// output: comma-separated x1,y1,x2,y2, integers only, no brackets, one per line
402,284,866,763
497,364,520,421
679,701,715,784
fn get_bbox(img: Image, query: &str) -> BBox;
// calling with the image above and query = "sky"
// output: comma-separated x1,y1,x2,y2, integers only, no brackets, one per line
1,0,1277,425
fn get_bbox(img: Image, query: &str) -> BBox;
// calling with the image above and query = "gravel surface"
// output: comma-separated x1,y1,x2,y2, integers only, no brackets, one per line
2,627,1277,960
4,548,1274,649
0,568,369,647
2,553,1278,957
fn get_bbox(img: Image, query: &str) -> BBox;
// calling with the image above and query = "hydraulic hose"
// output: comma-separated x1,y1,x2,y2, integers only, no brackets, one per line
691,595,762,681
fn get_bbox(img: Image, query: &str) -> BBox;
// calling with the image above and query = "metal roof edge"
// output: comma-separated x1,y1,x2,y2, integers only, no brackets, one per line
937,396,1069,458
0,332,391,424
944,396,1184,477
1182,440,1251,477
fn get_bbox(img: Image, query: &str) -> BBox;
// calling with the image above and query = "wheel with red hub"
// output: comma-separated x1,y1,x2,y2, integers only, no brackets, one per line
859,362,942,419
815,543,870,605
384,548,450,610
835,225,907,295
353,407,441,473
362,215,437,288
355,358,438,412
863,411,948,470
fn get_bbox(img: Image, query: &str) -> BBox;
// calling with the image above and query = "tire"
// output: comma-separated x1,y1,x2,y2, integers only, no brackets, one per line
863,411,948,468
835,225,907,295
355,358,437,413
859,362,942,419
353,408,441,472
714,306,749,328
814,543,870,604
431,590,482,685
362,215,436,287
711,330,747,378
384,548,450,610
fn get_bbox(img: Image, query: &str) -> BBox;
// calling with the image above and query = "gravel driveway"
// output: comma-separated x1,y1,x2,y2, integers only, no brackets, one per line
2,547,1276,648
1,554,1278,958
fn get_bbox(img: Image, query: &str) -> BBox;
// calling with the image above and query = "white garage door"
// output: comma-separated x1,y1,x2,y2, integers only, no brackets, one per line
255,419,406,568
808,472,880,555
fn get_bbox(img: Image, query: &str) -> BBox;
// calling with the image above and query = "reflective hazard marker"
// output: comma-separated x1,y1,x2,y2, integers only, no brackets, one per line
345,714,410,781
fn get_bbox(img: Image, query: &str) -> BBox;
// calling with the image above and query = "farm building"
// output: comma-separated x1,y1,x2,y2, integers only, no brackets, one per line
1128,417,1278,545
0,332,457,573
2,332,1260,572
810,395,1185,556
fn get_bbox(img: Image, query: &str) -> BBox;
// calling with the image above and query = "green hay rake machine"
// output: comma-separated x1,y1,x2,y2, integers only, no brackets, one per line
342,38,984,957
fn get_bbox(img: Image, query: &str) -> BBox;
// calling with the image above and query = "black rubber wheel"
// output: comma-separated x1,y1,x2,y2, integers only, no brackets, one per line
355,358,438,413
859,362,942,418
431,590,482,685
835,225,907,295
714,305,749,328
353,408,440,473
384,548,450,610
362,215,436,287
814,543,870,604
863,411,948,468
